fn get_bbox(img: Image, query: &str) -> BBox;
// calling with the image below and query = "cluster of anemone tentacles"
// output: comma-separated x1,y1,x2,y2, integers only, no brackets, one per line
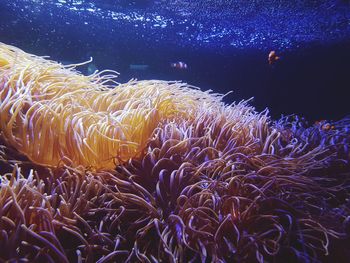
0,43,350,263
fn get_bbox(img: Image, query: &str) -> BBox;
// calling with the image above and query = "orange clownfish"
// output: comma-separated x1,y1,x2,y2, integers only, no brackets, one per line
268,51,280,65
314,120,335,131
321,123,335,131
170,61,188,70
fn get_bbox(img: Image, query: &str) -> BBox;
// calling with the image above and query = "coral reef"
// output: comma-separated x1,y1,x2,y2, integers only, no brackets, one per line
0,43,349,262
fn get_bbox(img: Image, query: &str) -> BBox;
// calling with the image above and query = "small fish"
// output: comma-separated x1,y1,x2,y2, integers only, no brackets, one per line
268,51,280,65
315,120,336,131
170,61,188,70
322,123,336,131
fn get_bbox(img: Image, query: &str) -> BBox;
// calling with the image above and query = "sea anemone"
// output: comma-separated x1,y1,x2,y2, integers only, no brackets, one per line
0,43,223,170
0,42,349,262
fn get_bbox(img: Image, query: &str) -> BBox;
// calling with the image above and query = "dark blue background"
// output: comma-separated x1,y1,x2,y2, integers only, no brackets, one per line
0,0,349,121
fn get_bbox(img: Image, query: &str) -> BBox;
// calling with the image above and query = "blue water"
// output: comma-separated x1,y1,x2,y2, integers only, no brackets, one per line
1,0,349,120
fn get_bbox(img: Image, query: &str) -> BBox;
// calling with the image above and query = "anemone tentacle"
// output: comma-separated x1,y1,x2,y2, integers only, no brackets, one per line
1,43,350,262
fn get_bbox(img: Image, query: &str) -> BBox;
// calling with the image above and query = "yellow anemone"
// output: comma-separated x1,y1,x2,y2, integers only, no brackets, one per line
0,43,223,170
